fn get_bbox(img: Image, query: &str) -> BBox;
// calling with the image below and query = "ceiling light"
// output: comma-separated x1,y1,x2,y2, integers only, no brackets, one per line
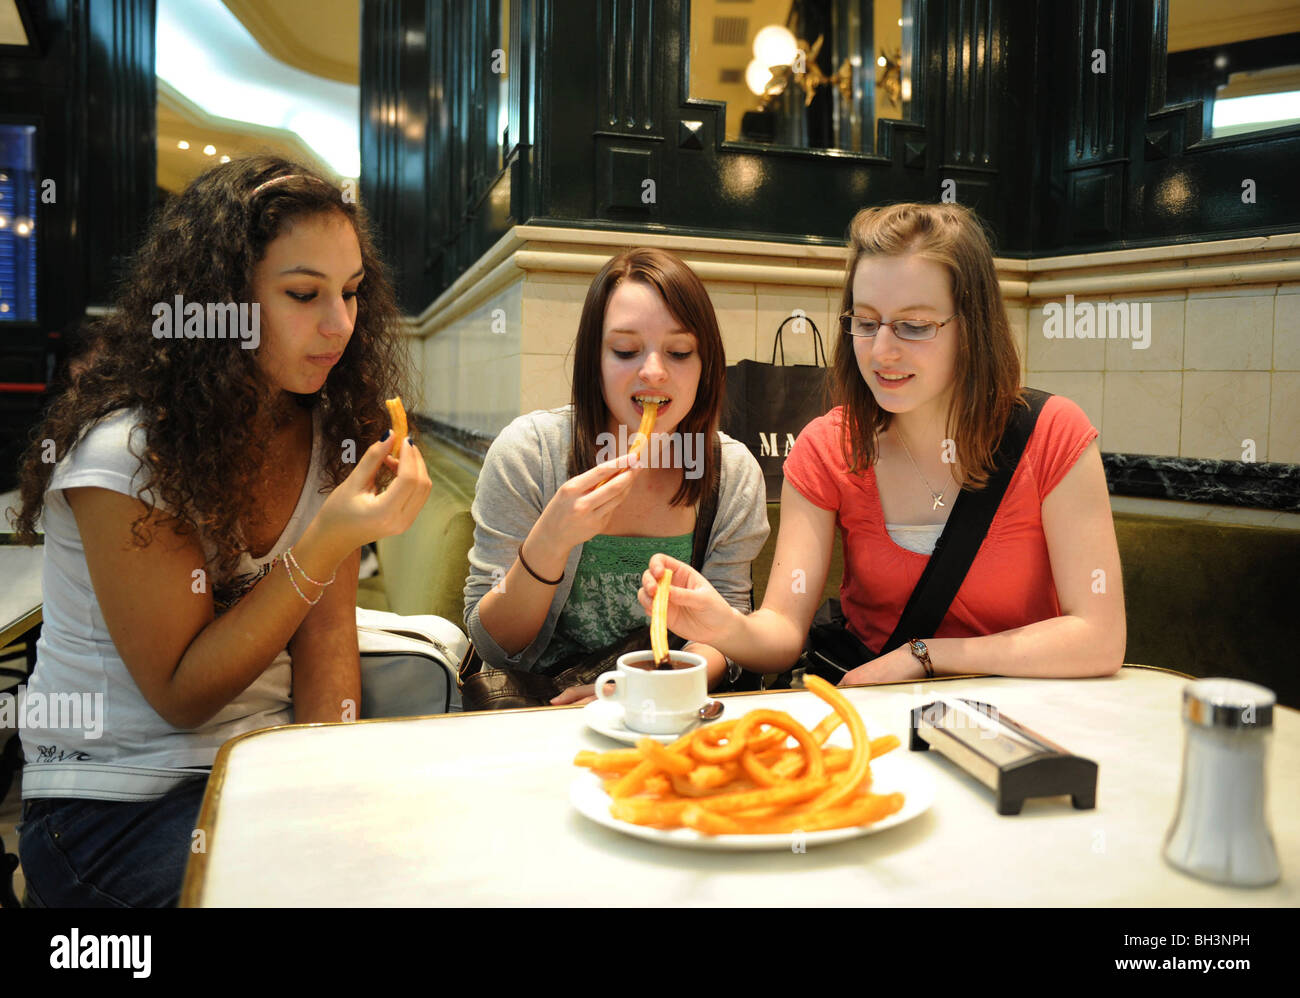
177,139,189,149
203,144,216,155
155,0,360,176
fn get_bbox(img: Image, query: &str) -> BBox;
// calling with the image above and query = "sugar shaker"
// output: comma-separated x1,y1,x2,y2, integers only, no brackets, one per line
1163,678,1280,887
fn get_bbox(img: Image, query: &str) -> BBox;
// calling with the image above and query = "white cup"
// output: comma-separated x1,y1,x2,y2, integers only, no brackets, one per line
594,650,708,734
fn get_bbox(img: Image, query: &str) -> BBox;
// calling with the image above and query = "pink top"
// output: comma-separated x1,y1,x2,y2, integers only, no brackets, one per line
782,395,1099,652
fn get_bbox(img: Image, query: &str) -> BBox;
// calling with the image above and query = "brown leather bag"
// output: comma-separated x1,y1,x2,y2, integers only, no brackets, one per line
459,440,721,711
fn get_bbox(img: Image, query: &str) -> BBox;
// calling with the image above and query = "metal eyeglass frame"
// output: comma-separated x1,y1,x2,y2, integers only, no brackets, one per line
838,312,959,341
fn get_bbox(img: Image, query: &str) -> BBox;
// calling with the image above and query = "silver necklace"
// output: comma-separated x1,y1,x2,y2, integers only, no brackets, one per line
894,430,951,510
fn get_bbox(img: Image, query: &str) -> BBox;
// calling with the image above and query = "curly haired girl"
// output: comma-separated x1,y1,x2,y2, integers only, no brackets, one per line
8,156,431,907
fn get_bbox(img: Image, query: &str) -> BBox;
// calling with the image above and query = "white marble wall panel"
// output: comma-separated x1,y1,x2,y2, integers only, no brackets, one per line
1179,372,1271,461
409,240,1299,464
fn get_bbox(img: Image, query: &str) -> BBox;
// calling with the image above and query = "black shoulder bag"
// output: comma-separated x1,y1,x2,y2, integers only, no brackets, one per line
459,437,723,711
801,389,1052,682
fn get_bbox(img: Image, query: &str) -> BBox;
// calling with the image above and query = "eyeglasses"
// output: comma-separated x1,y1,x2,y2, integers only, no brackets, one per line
838,312,958,341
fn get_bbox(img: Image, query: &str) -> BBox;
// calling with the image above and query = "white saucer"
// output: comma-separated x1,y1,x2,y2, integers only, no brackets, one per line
581,699,703,744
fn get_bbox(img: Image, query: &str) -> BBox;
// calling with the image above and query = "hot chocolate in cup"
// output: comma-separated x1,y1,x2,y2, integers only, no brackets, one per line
593,650,708,734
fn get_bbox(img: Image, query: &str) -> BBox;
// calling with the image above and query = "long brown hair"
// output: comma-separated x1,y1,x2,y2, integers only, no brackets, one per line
832,202,1022,488
8,156,409,573
568,248,725,507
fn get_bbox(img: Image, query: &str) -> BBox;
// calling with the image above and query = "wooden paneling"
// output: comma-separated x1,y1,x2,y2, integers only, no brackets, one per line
83,0,156,304
363,0,522,305
359,0,1300,305
0,0,156,490
597,0,659,136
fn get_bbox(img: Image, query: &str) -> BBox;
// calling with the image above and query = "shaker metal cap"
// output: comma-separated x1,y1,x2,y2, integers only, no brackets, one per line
1182,678,1275,729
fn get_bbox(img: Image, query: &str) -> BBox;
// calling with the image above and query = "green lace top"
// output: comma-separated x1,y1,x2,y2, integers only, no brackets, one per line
534,532,693,672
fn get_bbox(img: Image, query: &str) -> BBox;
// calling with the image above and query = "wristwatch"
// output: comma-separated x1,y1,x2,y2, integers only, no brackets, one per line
908,638,935,679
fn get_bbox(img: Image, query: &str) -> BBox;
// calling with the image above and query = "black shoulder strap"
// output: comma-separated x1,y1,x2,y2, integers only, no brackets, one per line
690,435,723,571
881,388,1052,654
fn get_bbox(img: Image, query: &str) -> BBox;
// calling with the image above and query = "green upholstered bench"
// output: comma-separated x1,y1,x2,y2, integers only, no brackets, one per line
363,441,1298,708
365,436,479,625
751,502,843,608
1112,512,1299,708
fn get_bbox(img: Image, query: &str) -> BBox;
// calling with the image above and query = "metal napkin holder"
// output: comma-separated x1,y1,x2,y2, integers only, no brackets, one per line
909,698,1097,815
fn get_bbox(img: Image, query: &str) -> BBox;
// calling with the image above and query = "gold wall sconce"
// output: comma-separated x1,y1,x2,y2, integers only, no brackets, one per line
876,48,902,108
748,29,853,109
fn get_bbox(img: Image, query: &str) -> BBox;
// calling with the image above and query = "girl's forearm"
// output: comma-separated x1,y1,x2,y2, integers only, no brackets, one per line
682,642,728,690
289,552,362,724
927,614,1125,679
475,560,558,656
476,527,574,655
164,519,351,729
714,607,809,673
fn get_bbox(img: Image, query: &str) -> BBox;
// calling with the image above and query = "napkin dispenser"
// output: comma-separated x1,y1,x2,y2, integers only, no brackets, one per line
909,698,1097,815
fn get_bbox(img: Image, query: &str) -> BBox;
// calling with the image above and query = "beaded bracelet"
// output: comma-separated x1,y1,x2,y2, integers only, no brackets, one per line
286,546,337,588
282,554,323,606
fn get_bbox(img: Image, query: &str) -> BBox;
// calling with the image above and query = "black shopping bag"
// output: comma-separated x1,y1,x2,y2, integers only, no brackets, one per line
722,314,830,501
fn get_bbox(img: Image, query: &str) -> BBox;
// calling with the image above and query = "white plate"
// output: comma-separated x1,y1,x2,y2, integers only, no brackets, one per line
570,740,935,851
581,698,703,745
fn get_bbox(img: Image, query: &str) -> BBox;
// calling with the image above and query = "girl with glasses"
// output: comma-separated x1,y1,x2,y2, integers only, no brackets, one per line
638,202,1125,684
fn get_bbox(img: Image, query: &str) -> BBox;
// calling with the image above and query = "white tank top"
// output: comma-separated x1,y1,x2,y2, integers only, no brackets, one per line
20,407,330,801
884,522,945,556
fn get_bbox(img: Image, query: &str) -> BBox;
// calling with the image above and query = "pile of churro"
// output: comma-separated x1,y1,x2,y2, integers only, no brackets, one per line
575,675,905,835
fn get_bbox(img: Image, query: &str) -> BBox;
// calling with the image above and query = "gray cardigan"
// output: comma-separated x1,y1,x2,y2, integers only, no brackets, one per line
463,406,770,671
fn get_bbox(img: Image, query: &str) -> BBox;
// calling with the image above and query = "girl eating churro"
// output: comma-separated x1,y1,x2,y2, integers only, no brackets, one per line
464,248,769,703
638,203,1126,683
8,156,431,906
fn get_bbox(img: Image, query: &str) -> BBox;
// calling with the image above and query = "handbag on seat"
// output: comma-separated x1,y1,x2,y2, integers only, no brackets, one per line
356,607,468,716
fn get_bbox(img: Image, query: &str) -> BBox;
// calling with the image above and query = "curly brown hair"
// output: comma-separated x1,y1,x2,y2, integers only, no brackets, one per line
8,155,410,573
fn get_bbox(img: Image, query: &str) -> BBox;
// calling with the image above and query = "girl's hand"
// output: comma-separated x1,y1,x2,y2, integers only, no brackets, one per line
550,683,598,707
313,433,432,554
636,553,738,647
839,645,925,686
529,452,643,559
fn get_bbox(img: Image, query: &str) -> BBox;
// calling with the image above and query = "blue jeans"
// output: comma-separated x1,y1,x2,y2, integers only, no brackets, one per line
17,777,208,908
